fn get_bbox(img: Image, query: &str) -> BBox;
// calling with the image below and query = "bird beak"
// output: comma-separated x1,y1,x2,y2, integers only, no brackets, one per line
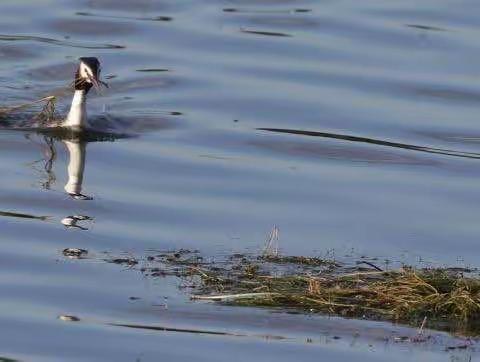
89,74,100,90
88,71,108,92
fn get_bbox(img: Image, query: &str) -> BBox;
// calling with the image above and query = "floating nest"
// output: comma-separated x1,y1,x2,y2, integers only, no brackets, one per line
101,248,480,335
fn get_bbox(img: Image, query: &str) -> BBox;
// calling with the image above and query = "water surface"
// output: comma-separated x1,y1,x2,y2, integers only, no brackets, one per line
0,0,479,360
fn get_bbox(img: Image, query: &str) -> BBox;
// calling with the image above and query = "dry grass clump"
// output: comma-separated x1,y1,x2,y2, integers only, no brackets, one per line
0,96,58,126
101,247,480,333
189,262,480,328
184,227,480,327
260,254,337,266
297,268,480,322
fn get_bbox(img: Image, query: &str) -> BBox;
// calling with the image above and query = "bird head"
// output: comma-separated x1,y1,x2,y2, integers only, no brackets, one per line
74,57,108,93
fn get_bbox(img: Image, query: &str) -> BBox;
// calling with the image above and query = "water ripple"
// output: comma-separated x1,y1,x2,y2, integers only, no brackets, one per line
75,11,172,22
0,210,49,222
240,28,292,37
0,34,125,49
258,128,480,160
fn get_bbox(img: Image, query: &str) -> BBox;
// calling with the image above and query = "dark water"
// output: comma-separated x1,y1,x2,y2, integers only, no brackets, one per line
1,0,479,360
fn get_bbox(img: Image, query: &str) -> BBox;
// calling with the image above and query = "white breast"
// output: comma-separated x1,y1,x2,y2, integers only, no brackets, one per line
62,90,87,129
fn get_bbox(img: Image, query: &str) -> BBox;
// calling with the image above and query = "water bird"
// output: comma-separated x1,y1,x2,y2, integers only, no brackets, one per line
62,57,107,129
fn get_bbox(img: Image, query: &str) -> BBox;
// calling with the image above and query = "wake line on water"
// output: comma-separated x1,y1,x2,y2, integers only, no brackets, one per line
0,34,125,49
258,127,480,160
0,210,49,221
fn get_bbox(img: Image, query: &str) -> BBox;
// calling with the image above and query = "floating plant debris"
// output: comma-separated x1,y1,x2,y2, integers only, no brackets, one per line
107,258,139,266
58,315,80,322
100,248,480,335
63,248,88,258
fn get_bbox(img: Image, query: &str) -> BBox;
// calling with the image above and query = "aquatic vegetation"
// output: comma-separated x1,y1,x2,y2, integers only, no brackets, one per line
63,248,88,259
0,95,59,129
0,95,57,119
102,248,480,335
191,265,480,325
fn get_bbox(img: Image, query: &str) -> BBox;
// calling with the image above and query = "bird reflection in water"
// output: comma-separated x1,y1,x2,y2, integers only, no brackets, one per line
34,130,117,199
63,138,92,200
31,131,118,230
61,136,96,230
61,215,93,230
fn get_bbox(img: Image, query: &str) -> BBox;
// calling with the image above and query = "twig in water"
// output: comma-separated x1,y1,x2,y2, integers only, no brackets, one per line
357,261,383,272
0,96,56,114
263,225,280,257
337,270,388,279
418,316,427,336
191,292,278,301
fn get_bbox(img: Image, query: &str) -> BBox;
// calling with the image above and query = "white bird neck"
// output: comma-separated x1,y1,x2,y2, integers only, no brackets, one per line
63,90,87,129
64,140,86,195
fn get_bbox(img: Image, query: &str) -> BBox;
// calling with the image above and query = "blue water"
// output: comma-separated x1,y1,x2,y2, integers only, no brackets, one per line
0,0,479,360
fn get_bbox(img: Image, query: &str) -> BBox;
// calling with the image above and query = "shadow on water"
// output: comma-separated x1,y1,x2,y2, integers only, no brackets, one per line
258,127,480,160
0,357,19,362
109,322,291,341
110,323,247,338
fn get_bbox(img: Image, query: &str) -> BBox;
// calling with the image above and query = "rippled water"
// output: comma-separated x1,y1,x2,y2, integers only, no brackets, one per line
1,0,479,360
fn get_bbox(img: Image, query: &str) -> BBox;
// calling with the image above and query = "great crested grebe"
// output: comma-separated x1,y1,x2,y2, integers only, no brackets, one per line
62,57,107,129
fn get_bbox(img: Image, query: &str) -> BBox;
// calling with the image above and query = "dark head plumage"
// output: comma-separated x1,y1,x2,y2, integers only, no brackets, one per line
74,57,104,93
